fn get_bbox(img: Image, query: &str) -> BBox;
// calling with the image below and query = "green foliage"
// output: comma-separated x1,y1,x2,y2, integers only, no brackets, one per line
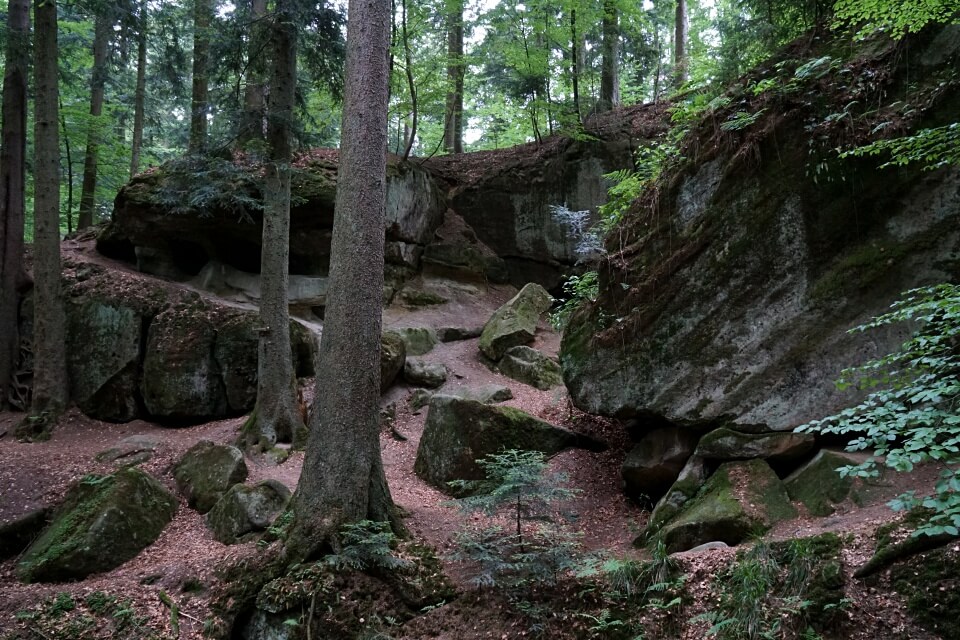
833,0,959,39
148,155,265,222
550,271,599,331
448,450,582,592
840,123,960,171
719,109,766,131
797,284,960,537
325,520,412,572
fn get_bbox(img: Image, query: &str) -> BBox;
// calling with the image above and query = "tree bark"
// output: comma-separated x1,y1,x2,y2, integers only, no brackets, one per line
569,9,581,124
443,0,464,154
674,0,689,89
28,0,68,432
400,0,417,160
77,3,113,229
189,0,213,153
242,0,303,450
0,0,29,410
287,0,402,561
130,0,148,178
598,0,620,113
238,0,268,147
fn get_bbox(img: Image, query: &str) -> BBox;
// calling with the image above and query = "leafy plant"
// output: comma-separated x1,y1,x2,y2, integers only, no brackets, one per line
797,284,960,537
720,109,766,131
549,271,599,331
833,0,959,39
840,122,960,171
325,520,412,572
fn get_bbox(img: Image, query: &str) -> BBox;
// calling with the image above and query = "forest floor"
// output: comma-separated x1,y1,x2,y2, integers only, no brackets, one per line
0,238,951,639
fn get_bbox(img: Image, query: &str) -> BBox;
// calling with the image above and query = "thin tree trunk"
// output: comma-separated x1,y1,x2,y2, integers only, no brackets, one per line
674,0,688,89
238,0,268,147
77,4,113,229
569,9,581,124
59,101,74,234
400,0,417,160
26,0,68,435
0,0,29,410
242,0,303,450
189,0,213,153
599,0,620,112
443,0,464,154
130,0,148,178
287,0,402,561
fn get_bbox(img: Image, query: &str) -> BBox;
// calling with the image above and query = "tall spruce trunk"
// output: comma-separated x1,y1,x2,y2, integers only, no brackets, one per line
243,0,303,450
129,0,148,178
674,0,689,88
77,4,113,229
0,0,29,409
189,0,213,153
26,0,68,434
287,0,402,560
443,0,464,154
238,0,268,147
599,0,620,112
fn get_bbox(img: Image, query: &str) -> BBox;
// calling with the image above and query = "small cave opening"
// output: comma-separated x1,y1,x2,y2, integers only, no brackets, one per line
166,240,210,276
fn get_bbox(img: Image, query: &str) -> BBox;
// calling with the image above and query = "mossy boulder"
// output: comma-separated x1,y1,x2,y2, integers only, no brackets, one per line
644,455,708,538
391,326,439,356
479,283,553,361
206,480,291,544
498,345,563,390
173,441,248,513
17,468,176,582
414,395,580,491
381,331,407,391
890,545,960,639
695,427,815,465
784,449,861,516
622,427,699,503
404,359,448,389
657,459,797,553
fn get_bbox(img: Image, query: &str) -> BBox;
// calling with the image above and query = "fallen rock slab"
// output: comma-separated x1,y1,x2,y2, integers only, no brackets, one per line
479,283,553,361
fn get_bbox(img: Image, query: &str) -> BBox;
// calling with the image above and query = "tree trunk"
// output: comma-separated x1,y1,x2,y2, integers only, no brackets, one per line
443,0,464,154
130,0,148,178
287,0,402,561
27,0,68,434
0,0,29,410
189,0,213,153
238,0,268,147
598,0,620,113
674,0,688,89
400,0,417,160
242,0,303,450
77,4,113,230
569,9,581,124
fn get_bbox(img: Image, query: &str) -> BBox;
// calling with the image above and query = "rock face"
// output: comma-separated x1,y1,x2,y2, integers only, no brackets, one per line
380,331,407,392
785,450,861,516
173,441,248,513
561,34,960,435
498,346,563,390
695,428,815,465
479,283,553,361
657,460,797,553
622,427,699,503
17,468,177,582
206,480,291,544
414,395,581,491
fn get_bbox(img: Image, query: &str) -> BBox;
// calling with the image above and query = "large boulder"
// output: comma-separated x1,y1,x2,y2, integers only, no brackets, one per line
206,480,291,544
17,468,176,582
173,441,248,513
785,449,862,516
498,345,563,390
479,283,553,361
390,327,438,356
561,32,960,435
381,331,407,392
414,395,581,491
622,427,699,503
404,359,448,389
656,459,797,553
694,427,815,466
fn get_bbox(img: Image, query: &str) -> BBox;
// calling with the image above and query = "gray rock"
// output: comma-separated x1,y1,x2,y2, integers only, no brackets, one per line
444,384,514,404
622,427,698,503
173,441,248,513
421,243,511,284
391,327,439,356
784,449,862,516
404,359,448,388
437,325,484,342
409,388,434,411
95,434,164,465
17,468,177,582
0,508,51,559
657,460,798,553
381,331,407,392
695,427,815,465
498,345,563,390
414,395,580,492
646,455,708,537
479,283,553,361
206,480,291,544
684,541,731,553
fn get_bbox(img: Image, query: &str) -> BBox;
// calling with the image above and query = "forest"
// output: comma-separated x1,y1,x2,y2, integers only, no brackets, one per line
1,0,960,638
